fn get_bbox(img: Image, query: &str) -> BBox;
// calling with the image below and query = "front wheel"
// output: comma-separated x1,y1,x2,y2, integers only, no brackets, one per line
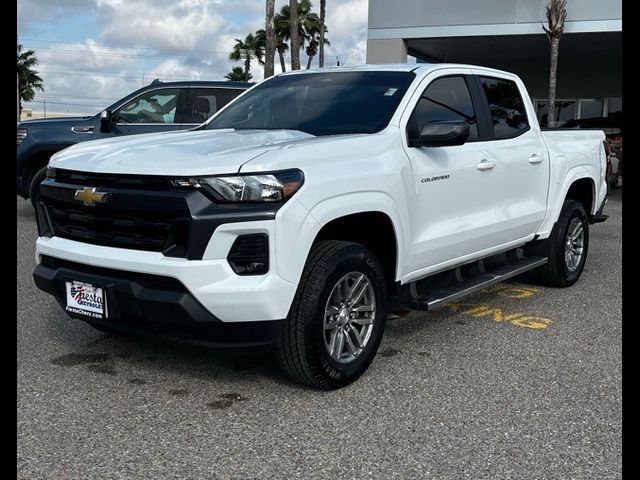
276,241,388,389
531,200,589,287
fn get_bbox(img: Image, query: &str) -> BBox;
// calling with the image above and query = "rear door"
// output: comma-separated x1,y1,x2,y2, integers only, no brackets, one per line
180,87,246,128
401,69,503,273
471,72,550,243
110,87,187,135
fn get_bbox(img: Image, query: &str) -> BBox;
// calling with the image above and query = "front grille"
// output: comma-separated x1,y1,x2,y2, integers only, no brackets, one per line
53,169,174,190
44,199,189,255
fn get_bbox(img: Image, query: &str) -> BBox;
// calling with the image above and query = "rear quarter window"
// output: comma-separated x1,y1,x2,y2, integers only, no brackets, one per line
479,77,529,138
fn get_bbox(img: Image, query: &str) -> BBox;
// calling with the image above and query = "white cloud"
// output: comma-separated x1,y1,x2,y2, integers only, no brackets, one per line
19,0,373,114
324,0,368,66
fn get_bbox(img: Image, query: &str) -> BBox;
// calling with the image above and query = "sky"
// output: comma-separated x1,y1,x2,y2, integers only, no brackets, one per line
18,0,371,115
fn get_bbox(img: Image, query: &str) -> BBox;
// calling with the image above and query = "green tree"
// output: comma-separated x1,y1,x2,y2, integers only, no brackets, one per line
274,9,291,72
543,0,567,127
229,33,264,81
276,1,328,70
17,43,44,113
225,66,251,81
304,22,329,69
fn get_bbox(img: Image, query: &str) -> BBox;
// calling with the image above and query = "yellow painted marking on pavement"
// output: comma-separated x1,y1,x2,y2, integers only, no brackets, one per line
510,316,552,330
445,301,552,330
486,284,538,299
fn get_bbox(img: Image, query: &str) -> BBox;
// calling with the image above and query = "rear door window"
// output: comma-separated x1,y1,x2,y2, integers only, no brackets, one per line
185,88,245,124
478,77,529,138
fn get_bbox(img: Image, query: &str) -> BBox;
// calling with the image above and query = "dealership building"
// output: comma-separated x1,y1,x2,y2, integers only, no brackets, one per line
366,0,622,126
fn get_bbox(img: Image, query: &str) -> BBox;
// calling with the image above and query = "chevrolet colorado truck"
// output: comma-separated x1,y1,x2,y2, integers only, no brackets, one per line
17,80,250,208
33,64,608,389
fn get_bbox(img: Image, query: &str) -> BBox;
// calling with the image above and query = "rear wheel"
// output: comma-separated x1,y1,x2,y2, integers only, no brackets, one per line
531,200,589,287
276,240,388,389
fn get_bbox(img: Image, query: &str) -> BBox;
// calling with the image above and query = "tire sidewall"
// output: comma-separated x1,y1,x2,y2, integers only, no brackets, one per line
556,202,589,285
310,246,387,387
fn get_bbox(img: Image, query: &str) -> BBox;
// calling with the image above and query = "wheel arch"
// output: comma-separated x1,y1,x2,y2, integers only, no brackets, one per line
21,148,63,197
313,211,399,293
536,168,598,239
275,193,406,293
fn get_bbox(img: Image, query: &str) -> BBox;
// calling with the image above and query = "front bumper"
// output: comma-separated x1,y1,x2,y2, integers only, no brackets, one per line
33,255,284,349
35,229,299,323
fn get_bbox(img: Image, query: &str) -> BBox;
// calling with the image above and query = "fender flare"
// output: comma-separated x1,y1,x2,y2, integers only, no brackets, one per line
537,166,597,238
274,192,407,285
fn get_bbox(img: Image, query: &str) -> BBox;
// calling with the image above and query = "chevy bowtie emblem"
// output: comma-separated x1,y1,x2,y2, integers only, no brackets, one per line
74,187,109,206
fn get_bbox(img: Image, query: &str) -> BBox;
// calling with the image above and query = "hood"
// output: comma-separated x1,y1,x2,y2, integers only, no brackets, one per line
18,116,92,128
49,129,315,176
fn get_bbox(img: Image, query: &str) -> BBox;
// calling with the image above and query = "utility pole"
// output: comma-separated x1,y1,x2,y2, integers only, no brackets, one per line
43,99,46,119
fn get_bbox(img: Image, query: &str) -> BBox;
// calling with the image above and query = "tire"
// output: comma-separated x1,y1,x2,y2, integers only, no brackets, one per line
276,240,388,389
531,200,589,287
29,166,47,210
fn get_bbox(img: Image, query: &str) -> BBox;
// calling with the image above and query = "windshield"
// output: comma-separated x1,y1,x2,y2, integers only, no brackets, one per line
205,71,415,136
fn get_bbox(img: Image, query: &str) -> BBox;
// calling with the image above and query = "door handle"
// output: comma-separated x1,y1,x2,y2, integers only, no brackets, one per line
476,159,496,171
528,154,543,164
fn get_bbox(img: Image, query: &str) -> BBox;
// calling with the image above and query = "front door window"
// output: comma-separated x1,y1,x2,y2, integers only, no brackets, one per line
116,89,180,124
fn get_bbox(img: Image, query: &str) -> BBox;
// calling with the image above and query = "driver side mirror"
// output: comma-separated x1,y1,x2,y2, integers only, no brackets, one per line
100,110,113,133
409,121,470,148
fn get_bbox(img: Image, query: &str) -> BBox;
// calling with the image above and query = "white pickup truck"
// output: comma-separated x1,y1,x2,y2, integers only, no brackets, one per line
33,64,608,389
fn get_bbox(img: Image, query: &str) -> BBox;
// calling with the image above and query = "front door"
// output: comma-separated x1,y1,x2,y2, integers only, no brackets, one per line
402,72,502,274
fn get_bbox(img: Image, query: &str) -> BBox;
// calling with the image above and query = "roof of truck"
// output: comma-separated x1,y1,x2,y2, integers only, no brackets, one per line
279,63,516,77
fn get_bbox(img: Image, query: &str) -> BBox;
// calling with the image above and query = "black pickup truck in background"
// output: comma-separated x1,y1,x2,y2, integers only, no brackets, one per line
17,80,251,207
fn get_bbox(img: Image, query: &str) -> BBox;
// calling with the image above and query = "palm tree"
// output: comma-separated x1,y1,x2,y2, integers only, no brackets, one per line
277,1,326,70
319,0,326,68
543,0,567,127
229,33,265,81
304,22,329,69
17,43,44,113
264,0,276,78
274,8,291,72
225,67,251,81
289,0,301,70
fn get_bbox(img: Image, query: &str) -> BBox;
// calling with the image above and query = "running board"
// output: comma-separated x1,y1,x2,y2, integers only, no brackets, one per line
407,256,547,311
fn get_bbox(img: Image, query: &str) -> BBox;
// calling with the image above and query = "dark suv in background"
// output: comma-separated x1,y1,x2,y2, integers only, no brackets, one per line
17,80,251,207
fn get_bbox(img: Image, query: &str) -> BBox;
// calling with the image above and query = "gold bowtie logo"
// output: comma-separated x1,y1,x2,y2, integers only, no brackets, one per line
74,187,109,206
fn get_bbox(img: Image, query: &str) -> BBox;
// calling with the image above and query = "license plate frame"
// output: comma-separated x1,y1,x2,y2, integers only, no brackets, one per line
64,280,107,319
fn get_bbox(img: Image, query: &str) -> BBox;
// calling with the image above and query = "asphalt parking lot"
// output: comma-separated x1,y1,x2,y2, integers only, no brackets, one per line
17,191,621,480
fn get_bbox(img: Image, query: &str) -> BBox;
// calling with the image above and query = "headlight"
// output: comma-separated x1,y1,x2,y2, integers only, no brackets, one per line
46,167,56,179
174,169,304,203
17,128,28,145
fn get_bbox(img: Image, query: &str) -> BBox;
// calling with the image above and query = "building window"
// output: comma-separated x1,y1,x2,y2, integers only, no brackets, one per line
536,100,577,127
607,97,622,118
478,77,528,138
578,99,603,120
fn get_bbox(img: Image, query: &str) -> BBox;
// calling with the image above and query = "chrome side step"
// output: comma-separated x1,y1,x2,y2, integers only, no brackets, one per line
407,255,547,311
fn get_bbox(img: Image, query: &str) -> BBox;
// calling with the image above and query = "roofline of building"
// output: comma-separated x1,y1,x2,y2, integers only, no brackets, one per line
368,19,622,40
